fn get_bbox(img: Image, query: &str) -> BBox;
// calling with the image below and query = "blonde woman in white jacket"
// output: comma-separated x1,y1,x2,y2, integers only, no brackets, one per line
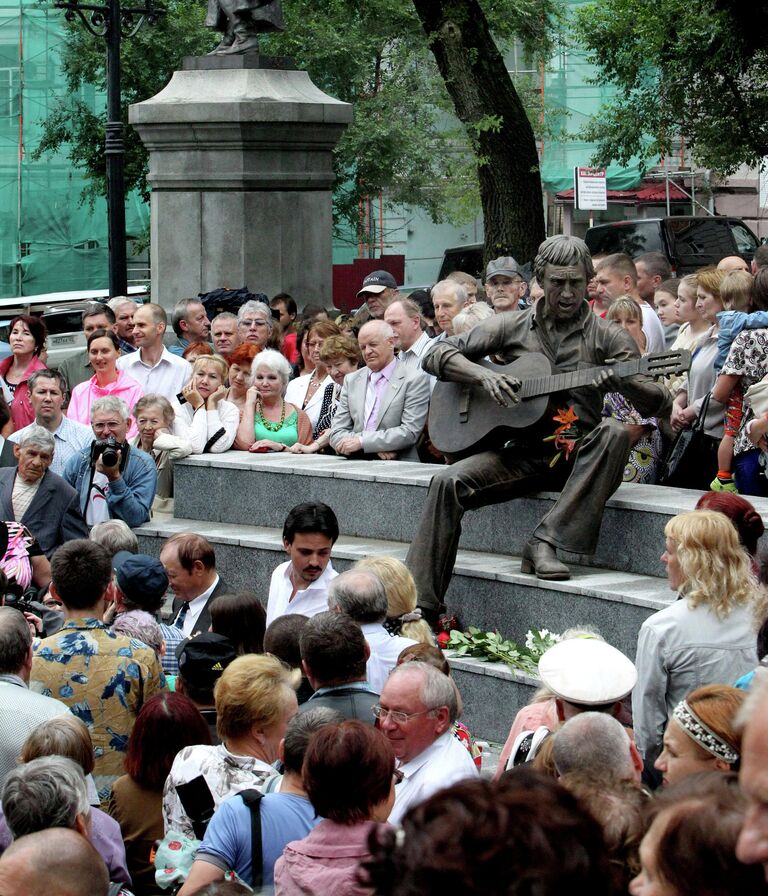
173,354,240,454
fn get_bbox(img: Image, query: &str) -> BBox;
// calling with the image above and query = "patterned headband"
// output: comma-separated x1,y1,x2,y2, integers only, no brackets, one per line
672,699,739,765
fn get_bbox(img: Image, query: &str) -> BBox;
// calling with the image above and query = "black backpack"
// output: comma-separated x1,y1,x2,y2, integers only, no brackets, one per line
176,776,266,890
198,287,269,319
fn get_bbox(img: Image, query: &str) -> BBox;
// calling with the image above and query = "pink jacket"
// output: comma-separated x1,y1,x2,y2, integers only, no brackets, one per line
67,370,144,439
274,819,386,896
0,354,47,430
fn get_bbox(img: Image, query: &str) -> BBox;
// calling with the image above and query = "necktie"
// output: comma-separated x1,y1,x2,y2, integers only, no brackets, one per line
365,372,386,430
174,601,190,630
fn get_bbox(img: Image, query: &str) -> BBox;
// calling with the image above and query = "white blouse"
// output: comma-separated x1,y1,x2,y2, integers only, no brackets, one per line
172,398,240,453
285,372,335,431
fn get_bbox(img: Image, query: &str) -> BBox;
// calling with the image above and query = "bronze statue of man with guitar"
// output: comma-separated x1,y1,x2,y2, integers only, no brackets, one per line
405,235,685,624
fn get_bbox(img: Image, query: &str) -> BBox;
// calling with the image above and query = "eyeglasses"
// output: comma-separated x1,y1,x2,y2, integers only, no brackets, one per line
239,319,269,329
372,704,434,725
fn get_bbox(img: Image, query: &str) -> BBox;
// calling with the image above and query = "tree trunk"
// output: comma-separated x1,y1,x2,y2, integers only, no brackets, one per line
409,0,546,267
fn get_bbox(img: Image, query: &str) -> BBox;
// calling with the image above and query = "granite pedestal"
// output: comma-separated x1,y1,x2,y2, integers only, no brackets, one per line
129,56,352,307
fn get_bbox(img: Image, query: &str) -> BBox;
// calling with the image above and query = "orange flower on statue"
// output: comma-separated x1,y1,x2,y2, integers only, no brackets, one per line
552,407,578,428
544,407,581,467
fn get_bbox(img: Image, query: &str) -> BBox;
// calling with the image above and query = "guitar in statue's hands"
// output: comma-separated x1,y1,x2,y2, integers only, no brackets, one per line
428,349,691,456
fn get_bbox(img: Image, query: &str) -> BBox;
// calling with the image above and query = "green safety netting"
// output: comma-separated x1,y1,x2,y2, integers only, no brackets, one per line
539,0,652,194
0,1,147,297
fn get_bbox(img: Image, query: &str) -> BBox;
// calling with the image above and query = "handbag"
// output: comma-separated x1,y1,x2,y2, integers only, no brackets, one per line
744,377,768,418
658,392,717,488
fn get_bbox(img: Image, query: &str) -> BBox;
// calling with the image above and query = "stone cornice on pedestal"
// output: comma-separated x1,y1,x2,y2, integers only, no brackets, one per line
129,60,350,304
129,67,352,192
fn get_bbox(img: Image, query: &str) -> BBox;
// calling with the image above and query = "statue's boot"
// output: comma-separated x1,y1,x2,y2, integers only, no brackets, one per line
208,33,235,54
520,538,570,581
217,19,260,54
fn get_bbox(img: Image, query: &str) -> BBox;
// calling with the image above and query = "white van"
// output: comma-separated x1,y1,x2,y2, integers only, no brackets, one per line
0,286,149,367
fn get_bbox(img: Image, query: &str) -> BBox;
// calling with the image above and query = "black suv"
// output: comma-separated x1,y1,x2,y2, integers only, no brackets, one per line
585,216,760,275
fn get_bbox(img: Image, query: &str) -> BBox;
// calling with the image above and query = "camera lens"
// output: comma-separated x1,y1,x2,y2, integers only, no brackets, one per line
101,446,119,467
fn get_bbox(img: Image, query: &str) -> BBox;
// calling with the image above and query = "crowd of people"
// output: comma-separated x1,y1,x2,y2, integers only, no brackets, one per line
0,246,764,561
0,245,764,893
0,491,761,894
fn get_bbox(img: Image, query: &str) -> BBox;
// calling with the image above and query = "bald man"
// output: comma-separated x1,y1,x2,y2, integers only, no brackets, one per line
717,255,750,274
329,320,430,461
0,828,109,896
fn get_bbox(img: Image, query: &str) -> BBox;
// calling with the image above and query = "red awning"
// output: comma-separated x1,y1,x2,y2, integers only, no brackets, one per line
555,180,689,203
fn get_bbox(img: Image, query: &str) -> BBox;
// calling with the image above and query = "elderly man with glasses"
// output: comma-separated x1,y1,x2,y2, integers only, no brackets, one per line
376,661,478,823
63,397,157,528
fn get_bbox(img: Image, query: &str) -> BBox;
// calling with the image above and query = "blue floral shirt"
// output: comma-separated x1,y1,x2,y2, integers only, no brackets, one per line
31,618,166,801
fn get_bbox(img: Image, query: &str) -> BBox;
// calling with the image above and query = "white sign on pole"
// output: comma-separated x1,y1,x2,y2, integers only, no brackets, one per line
574,167,608,211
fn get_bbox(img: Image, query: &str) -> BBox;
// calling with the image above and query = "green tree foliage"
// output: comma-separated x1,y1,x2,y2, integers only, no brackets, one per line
576,0,768,175
408,0,554,265
35,0,212,202
263,0,480,238
38,0,555,253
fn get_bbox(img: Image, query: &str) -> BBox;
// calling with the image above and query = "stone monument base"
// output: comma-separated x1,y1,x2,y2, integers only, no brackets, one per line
129,58,352,308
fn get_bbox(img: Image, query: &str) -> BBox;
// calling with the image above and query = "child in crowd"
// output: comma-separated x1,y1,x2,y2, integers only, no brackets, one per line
602,297,663,484
653,279,678,327
711,269,768,492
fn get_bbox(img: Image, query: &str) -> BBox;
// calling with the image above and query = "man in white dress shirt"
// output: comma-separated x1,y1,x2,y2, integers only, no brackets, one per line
161,533,230,637
117,303,192,402
9,370,93,476
384,299,433,371
266,502,339,628
327,568,416,693
378,662,479,823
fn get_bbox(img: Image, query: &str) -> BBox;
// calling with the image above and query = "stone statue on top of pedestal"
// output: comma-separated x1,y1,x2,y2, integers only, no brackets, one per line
206,0,284,55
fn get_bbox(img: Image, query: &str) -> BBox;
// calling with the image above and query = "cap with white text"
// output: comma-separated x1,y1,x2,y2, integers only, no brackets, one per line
357,270,398,298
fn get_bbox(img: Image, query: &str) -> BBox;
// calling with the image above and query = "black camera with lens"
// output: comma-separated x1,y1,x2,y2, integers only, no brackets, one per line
90,436,125,468
4,587,43,617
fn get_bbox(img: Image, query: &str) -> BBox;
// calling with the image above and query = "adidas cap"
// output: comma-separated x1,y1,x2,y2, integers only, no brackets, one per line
177,632,237,690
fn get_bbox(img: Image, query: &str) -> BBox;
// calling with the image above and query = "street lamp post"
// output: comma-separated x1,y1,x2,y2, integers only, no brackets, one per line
53,0,163,297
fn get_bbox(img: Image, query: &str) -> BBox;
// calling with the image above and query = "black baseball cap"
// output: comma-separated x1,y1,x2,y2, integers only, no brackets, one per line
177,632,237,689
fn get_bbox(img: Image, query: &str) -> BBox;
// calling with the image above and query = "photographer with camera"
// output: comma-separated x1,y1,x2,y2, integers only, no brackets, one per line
63,396,157,528
0,426,87,557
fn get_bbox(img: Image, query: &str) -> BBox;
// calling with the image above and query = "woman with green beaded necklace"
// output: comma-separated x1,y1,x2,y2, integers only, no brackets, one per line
236,349,313,452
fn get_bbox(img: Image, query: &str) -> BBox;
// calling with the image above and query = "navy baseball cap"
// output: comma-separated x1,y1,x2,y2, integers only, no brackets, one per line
113,552,168,605
357,270,398,297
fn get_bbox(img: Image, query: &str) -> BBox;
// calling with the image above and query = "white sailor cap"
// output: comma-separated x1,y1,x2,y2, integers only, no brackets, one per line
538,638,637,706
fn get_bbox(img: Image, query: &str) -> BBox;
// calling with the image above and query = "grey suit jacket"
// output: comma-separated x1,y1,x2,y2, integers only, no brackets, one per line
0,468,89,558
329,361,430,461
0,441,15,469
